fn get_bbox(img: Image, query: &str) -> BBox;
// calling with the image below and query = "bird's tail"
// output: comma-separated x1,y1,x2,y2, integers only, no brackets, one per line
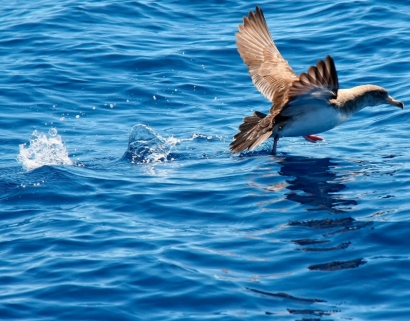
230,111,273,153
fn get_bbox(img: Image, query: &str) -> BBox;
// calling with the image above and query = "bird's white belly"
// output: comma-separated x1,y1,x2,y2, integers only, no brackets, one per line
278,107,349,137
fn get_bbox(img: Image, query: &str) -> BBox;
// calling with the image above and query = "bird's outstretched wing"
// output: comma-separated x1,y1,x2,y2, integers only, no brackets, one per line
236,6,298,103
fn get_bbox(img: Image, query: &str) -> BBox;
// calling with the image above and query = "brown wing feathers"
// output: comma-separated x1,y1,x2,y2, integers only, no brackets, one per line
230,6,296,153
235,6,297,103
289,56,339,99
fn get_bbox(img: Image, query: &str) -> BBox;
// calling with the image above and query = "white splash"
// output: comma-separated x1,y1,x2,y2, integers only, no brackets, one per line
126,124,180,164
125,124,229,164
17,129,73,171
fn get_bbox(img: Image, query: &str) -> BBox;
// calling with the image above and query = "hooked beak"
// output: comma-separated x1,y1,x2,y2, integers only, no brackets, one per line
386,95,404,109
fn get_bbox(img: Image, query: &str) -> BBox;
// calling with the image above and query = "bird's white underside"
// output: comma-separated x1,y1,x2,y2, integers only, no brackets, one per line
277,103,351,137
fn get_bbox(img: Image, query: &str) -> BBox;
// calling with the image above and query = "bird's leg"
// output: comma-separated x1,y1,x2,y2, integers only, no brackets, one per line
303,135,324,143
271,135,279,155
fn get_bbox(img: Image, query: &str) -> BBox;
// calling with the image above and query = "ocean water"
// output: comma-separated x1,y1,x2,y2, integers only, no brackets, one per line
1,0,410,320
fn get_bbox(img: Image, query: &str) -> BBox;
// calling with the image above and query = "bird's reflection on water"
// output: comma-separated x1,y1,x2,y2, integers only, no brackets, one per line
248,155,372,319
276,155,357,213
258,154,372,248
251,154,372,250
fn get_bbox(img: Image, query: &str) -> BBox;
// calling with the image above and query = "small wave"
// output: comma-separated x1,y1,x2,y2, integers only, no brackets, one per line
124,124,179,164
17,129,73,171
123,124,228,164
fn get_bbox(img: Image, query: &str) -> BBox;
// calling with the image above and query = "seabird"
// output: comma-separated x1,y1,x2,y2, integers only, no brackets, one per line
230,6,404,155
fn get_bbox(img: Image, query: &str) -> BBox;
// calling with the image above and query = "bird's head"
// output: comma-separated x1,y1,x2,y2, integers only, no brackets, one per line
363,85,404,109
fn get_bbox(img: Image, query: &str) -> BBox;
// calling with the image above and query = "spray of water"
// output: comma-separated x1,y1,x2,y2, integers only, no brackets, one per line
125,124,179,164
17,129,73,171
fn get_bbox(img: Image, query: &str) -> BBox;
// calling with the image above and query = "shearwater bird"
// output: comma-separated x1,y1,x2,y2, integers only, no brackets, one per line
230,6,404,155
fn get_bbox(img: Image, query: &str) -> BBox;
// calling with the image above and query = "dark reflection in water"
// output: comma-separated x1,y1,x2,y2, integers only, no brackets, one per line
274,156,372,245
276,156,357,213
249,155,372,320
246,287,326,303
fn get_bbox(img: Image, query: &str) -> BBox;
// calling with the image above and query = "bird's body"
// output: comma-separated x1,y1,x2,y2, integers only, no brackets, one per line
230,6,403,155
277,101,348,138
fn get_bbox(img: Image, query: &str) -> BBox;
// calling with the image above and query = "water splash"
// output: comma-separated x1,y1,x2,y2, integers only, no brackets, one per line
124,124,179,164
17,129,73,171
123,124,229,164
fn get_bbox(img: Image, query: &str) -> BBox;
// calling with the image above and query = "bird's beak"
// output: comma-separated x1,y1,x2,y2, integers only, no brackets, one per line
386,95,404,109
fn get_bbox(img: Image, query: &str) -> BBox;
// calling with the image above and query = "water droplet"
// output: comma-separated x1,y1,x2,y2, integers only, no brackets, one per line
76,115,80,119
153,95,156,100
30,130,40,140
92,106,96,110
48,128,58,137
110,103,114,108
60,117,65,121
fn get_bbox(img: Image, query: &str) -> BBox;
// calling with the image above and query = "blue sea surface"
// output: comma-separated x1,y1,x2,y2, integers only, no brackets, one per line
1,1,410,320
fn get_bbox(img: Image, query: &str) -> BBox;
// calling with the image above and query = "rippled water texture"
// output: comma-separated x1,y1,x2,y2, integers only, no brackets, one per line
1,1,410,320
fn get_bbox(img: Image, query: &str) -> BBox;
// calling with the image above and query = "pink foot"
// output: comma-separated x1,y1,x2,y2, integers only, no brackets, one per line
303,135,324,143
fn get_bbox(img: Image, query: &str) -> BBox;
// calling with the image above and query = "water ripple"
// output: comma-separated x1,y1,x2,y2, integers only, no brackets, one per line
1,0,410,320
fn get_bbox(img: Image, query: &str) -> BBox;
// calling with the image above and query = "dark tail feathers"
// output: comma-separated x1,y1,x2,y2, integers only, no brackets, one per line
230,111,272,153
